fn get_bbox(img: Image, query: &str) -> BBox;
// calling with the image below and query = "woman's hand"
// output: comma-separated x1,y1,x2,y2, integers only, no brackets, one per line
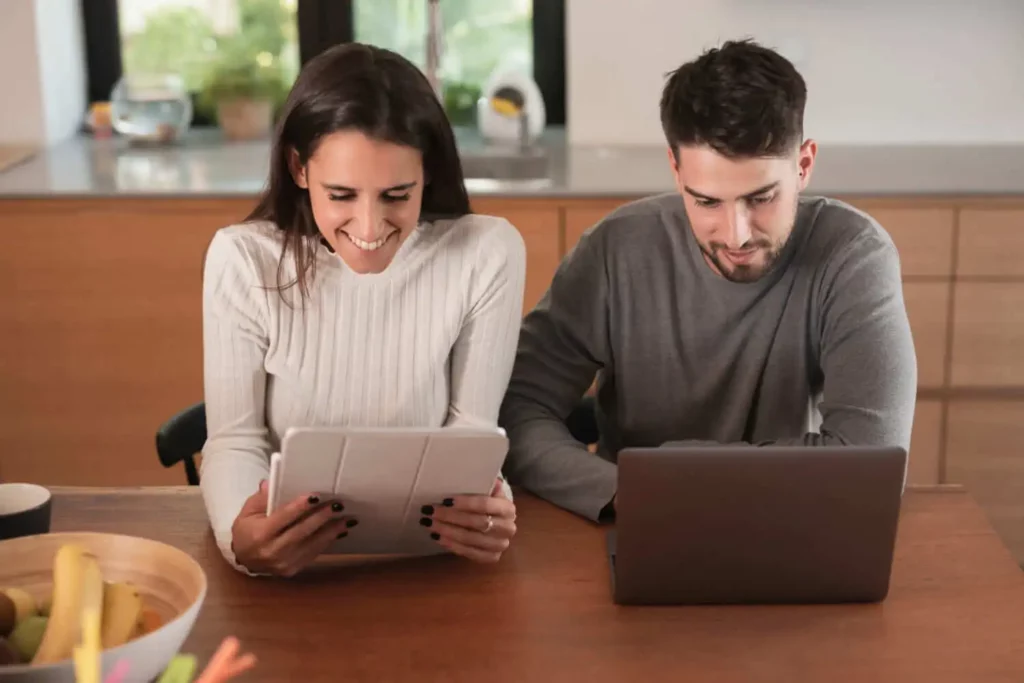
421,478,517,563
230,480,357,577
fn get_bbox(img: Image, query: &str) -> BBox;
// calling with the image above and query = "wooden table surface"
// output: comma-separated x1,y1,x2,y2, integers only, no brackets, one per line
39,486,1024,682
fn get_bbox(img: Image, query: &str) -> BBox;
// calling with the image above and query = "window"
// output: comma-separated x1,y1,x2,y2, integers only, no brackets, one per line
354,0,531,125
118,0,300,93
82,0,565,126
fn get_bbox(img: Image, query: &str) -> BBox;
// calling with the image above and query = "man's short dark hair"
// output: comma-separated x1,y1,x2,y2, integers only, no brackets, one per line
660,38,807,159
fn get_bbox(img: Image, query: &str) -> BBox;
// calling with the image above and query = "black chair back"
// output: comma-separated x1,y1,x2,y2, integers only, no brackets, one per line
155,402,206,485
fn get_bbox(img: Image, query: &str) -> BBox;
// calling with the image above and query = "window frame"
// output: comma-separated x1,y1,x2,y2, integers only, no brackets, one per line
81,0,566,126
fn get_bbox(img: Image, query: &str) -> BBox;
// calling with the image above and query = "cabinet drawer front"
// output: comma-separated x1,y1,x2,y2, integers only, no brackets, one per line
951,283,1024,386
852,206,955,277
908,399,942,486
904,282,950,389
0,199,251,486
958,209,1024,277
564,201,636,252
472,199,562,315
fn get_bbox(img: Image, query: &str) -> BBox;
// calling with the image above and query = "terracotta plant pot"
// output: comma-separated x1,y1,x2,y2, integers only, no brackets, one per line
215,98,272,141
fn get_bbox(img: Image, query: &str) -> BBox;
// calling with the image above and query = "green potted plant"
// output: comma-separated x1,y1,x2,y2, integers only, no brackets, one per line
200,54,286,141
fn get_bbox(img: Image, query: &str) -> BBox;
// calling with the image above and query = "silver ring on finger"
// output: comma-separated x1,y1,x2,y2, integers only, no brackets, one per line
483,515,494,534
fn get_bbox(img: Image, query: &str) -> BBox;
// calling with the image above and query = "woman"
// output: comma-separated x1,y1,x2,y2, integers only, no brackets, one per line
199,43,526,577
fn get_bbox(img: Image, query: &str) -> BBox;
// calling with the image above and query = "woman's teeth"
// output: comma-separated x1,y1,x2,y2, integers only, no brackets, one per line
346,233,390,251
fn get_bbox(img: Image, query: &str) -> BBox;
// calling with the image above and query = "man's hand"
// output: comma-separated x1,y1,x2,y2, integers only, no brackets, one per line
230,481,357,577
422,478,517,563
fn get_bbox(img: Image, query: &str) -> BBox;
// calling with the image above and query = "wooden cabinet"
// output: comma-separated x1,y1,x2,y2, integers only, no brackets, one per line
471,198,561,314
957,209,1024,277
564,199,635,253
903,282,950,389
0,198,254,485
2,191,1024,519
908,399,943,486
854,206,955,277
951,283,1024,387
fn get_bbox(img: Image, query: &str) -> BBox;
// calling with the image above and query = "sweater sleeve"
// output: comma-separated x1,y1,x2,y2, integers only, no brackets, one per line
198,228,274,572
498,225,618,520
805,230,918,453
444,219,527,501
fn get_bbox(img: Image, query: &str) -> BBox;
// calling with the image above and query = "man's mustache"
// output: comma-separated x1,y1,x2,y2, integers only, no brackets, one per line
709,240,773,251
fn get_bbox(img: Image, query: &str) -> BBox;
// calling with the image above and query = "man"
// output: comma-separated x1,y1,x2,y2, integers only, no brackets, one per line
498,39,917,521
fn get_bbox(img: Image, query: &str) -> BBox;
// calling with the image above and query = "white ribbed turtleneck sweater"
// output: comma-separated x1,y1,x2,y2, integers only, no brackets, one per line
199,216,526,569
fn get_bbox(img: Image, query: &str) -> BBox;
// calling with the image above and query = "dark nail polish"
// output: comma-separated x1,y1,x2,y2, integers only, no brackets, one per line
421,505,434,515
331,502,344,513
337,531,348,539
419,517,433,527
430,532,440,541
346,519,359,528
307,494,320,505
442,498,454,507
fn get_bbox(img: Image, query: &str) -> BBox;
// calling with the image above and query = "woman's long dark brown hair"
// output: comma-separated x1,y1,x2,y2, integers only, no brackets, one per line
246,42,471,300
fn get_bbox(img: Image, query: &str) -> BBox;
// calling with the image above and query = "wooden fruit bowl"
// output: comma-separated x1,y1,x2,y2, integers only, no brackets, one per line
0,532,206,683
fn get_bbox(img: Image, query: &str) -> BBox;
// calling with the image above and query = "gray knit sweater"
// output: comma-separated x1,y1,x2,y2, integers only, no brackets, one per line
499,192,918,520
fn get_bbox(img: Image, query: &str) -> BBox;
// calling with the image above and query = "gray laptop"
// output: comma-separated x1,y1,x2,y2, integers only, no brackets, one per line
608,445,907,606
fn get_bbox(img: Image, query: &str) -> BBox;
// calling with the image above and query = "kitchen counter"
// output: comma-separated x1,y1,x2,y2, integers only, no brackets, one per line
1,127,1023,198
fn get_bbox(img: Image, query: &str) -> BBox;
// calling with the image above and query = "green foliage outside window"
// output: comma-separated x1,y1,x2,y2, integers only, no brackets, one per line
119,0,531,126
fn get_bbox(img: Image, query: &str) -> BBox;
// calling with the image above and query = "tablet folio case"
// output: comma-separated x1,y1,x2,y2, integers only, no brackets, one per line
268,427,508,556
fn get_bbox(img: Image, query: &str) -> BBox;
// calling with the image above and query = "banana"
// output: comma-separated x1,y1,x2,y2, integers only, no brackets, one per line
31,544,104,665
100,581,143,648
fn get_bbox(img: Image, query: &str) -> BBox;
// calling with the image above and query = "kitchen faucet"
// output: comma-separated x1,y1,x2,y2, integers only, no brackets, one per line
425,0,443,101
427,0,531,151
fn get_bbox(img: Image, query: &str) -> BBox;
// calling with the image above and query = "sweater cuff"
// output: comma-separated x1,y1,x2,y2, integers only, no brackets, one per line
212,528,267,577
497,472,514,501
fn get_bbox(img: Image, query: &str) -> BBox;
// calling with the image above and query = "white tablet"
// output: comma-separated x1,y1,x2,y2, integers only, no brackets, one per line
266,425,509,556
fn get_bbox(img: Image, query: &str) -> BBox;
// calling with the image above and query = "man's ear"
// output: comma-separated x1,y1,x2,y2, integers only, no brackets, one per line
288,147,308,189
796,138,817,191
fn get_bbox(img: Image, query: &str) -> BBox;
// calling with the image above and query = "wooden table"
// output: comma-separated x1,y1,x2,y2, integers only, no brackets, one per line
42,486,1024,682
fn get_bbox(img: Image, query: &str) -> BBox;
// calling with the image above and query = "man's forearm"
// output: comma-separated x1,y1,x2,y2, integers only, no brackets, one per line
502,410,618,521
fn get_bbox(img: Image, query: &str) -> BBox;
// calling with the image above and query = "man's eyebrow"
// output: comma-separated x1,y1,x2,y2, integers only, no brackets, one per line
683,185,719,202
741,182,779,199
683,182,779,202
321,181,418,192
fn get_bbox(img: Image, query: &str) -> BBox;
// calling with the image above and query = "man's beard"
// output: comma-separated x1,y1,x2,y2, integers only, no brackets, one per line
699,236,787,283
698,197,799,283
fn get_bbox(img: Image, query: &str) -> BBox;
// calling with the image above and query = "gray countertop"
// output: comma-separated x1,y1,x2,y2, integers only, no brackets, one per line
1,127,1023,199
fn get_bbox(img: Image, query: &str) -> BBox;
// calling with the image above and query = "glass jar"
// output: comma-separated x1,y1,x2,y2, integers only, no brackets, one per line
110,73,193,144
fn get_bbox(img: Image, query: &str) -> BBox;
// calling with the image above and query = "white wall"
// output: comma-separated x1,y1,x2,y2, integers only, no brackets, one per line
0,0,86,146
0,0,46,144
567,0,1024,146
35,0,88,145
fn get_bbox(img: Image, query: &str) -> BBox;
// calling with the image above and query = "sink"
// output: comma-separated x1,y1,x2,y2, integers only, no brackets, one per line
459,148,550,181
